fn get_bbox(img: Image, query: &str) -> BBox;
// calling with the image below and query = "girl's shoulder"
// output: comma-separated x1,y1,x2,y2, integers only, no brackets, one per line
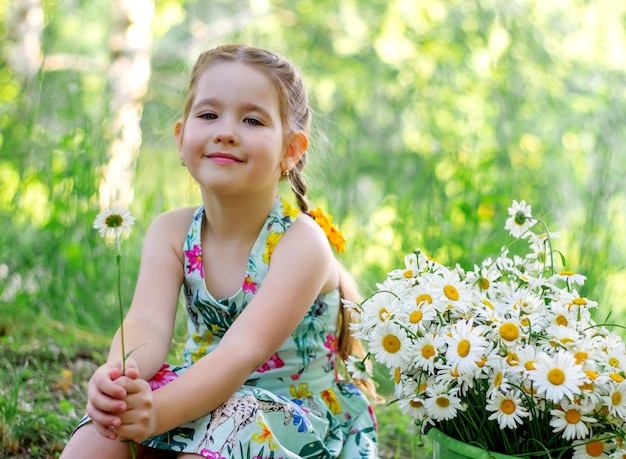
143,207,198,250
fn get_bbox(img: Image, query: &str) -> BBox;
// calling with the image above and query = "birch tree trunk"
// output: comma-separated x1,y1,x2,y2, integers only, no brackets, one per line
99,0,154,209
6,0,44,79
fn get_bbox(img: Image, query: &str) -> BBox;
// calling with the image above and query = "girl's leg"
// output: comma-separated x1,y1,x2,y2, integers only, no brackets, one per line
59,423,135,459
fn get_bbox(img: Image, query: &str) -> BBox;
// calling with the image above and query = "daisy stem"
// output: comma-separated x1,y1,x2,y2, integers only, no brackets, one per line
116,235,126,375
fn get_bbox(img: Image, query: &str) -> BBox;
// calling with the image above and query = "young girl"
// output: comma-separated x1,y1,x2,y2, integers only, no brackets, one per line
61,44,379,459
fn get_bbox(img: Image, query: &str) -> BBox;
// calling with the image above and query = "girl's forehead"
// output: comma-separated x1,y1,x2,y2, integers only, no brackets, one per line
194,62,279,103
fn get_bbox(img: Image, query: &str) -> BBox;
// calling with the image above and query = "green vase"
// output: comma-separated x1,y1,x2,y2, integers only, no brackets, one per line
427,428,520,459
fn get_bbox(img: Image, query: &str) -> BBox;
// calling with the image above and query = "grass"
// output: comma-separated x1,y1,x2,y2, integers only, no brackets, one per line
0,302,432,459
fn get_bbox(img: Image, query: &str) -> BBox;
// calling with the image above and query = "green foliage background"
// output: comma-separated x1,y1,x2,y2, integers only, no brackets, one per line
1,0,626,456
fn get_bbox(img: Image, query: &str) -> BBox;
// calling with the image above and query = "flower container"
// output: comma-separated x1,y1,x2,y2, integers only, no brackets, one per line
428,428,519,459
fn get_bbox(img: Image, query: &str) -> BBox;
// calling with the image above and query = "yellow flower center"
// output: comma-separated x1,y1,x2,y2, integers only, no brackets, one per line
520,317,530,326
501,399,516,415
421,344,435,359
416,294,433,305
565,409,581,424
104,214,124,228
556,315,568,326
573,297,587,305
560,271,576,276
610,373,625,383
479,277,490,290
476,356,487,368
483,299,494,310
548,368,565,385
418,382,428,393
499,322,520,342
444,285,459,301
494,372,503,387
457,339,471,358
410,310,423,324
610,357,621,368
404,270,413,278
379,308,391,321
394,367,401,384
383,335,401,353
410,399,423,408
574,351,588,365
586,440,604,457
436,396,450,408
506,353,519,366
524,360,536,371
613,391,623,406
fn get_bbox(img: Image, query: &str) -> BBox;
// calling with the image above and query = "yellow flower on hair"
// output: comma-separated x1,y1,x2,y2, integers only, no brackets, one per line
309,206,347,253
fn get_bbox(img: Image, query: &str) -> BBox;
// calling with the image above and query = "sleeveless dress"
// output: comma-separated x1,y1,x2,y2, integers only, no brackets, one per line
121,196,378,458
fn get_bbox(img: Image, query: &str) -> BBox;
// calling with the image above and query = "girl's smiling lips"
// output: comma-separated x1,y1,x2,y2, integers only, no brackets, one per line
206,152,243,164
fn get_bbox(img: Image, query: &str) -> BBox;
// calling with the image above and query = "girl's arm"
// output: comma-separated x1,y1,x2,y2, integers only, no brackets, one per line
115,214,336,442
87,208,192,435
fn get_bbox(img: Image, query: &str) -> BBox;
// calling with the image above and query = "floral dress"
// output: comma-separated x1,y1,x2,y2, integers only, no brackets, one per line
140,196,377,458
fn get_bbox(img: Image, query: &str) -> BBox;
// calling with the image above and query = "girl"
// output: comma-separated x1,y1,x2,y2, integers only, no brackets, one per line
61,44,379,459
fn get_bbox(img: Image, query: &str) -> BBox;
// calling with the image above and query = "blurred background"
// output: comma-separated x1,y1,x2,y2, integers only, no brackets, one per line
1,0,625,457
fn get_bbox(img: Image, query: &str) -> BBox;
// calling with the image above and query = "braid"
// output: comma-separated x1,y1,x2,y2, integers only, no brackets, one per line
288,154,311,214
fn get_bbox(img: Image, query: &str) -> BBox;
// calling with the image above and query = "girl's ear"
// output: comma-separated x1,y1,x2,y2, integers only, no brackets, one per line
281,132,308,172
174,119,184,155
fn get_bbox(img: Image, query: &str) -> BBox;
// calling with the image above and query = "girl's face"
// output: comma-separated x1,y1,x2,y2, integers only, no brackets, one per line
176,62,292,198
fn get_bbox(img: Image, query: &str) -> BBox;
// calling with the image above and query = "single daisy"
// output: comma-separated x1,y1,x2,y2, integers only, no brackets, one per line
549,401,597,441
485,390,529,429
424,384,465,421
368,320,413,368
93,207,135,238
571,436,611,459
444,319,489,375
345,355,372,381
528,350,585,403
603,382,626,418
504,200,534,238
430,269,474,316
413,333,443,373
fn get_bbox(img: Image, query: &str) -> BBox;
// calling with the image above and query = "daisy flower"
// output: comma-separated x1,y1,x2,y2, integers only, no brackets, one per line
528,350,585,403
550,271,587,288
345,355,372,381
444,319,489,375
550,401,597,440
368,320,413,368
485,356,513,398
603,382,626,418
504,200,533,238
486,390,529,429
430,269,474,315
424,384,465,421
413,333,443,373
93,207,135,238
572,436,611,459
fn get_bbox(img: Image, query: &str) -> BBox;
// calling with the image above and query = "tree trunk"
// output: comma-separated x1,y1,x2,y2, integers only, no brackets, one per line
99,0,154,209
6,0,44,79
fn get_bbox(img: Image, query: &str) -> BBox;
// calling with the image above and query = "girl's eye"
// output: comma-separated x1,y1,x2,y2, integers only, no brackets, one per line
199,112,217,120
244,117,263,126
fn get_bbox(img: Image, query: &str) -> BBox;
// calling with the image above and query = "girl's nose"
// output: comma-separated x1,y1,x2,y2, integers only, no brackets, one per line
213,120,238,145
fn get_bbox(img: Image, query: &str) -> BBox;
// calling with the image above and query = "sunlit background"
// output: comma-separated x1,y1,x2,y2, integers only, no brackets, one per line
1,0,625,456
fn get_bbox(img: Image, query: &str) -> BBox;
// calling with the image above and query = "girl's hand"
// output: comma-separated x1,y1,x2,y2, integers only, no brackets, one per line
86,358,140,440
115,376,157,443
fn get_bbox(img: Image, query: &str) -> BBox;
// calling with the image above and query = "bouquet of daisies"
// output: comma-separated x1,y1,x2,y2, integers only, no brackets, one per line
346,201,626,458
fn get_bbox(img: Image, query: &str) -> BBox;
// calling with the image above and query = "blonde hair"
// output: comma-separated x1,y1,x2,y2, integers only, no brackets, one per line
184,44,378,399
